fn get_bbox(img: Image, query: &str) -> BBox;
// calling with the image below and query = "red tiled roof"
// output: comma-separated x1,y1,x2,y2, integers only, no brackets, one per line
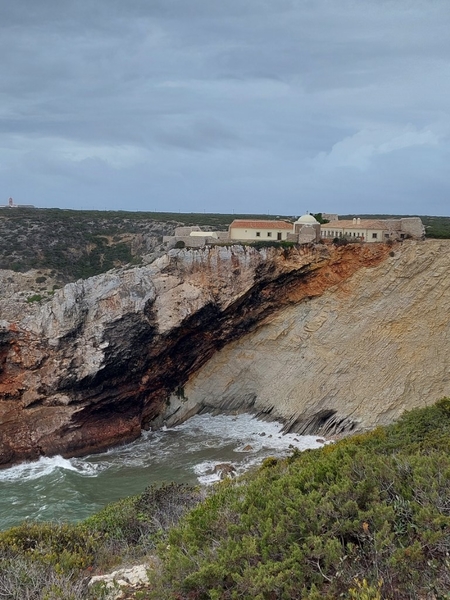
229,219,293,230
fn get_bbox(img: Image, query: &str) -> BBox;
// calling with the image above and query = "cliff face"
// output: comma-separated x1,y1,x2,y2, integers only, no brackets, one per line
163,240,450,435
0,240,448,467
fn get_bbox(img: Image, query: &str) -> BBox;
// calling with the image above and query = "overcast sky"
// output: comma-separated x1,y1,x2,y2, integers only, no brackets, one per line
1,0,449,216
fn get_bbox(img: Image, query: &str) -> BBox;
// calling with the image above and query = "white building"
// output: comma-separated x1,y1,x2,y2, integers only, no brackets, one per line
321,217,425,242
228,219,293,241
321,218,385,242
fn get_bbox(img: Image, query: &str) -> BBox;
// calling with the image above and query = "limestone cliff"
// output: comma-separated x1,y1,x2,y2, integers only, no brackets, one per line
0,240,448,467
164,240,450,435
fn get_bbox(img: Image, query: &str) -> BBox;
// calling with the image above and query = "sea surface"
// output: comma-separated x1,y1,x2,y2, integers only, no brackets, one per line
0,413,324,530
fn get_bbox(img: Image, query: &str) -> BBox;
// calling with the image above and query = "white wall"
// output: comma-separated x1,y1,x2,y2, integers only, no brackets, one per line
229,227,289,241
321,227,385,242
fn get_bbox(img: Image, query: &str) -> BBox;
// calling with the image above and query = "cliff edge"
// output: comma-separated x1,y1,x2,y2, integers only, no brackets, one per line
0,240,448,466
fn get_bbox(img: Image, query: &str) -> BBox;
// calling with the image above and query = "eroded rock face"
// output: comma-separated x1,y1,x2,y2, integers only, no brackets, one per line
162,240,450,436
1,240,446,467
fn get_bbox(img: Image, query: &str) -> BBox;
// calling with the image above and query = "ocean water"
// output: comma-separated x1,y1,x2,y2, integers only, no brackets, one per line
0,413,325,530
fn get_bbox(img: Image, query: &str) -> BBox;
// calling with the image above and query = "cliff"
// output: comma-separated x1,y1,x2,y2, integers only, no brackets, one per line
165,240,450,435
0,240,448,467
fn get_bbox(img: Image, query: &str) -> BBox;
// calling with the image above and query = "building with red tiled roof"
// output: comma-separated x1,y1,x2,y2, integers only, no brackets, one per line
229,219,293,242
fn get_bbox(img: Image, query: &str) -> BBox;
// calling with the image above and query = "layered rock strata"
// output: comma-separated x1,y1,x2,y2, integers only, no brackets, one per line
0,240,448,467
163,240,450,435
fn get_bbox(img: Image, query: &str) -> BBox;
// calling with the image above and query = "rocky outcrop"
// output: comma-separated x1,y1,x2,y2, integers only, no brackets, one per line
89,563,154,599
0,240,448,467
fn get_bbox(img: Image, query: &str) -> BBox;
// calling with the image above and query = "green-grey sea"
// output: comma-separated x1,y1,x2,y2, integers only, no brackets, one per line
0,413,324,530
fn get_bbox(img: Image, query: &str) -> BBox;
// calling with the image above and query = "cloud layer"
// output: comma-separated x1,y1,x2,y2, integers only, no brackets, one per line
1,0,449,215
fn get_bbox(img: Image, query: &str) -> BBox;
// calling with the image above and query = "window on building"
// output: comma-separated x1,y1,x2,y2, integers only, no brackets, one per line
267,232,272,237
385,233,389,238
372,233,378,239
256,232,261,237
277,232,282,240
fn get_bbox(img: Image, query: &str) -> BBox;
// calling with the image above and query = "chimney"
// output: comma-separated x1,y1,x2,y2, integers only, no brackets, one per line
352,218,357,224
357,218,361,224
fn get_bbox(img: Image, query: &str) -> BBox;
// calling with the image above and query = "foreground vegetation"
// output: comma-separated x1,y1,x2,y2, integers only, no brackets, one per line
0,399,450,599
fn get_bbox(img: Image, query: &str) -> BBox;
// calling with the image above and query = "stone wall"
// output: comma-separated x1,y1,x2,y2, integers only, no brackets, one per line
400,218,425,238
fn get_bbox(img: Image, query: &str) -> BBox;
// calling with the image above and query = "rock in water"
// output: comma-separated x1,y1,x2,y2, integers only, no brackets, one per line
212,463,237,479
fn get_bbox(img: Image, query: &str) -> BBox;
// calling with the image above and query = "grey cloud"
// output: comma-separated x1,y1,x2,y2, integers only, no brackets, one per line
1,0,449,214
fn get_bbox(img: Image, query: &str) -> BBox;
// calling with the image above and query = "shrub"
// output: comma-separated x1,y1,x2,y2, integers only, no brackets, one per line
83,483,203,564
0,522,99,571
146,399,450,599
135,483,204,535
348,578,383,600
26,294,43,303
0,556,90,600
333,236,348,245
250,240,295,250
2,401,450,599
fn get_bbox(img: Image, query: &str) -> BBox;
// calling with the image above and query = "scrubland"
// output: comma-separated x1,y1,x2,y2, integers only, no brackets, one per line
1,399,449,599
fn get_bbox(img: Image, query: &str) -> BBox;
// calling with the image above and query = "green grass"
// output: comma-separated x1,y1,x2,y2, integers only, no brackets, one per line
26,294,43,303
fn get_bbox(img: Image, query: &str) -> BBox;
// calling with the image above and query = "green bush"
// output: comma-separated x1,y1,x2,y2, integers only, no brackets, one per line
333,236,348,245
26,294,44,303
250,240,296,250
146,399,450,599
82,483,203,563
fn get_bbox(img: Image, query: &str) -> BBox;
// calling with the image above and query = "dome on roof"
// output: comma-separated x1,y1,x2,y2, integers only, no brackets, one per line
296,214,319,225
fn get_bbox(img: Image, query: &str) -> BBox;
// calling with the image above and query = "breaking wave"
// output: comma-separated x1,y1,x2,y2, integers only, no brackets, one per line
0,413,325,529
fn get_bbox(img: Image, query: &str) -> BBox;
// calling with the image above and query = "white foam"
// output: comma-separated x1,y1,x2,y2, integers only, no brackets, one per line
83,414,326,482
175,413,325,453
183,414,326,485
194,459,241,485
0,455,78,482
